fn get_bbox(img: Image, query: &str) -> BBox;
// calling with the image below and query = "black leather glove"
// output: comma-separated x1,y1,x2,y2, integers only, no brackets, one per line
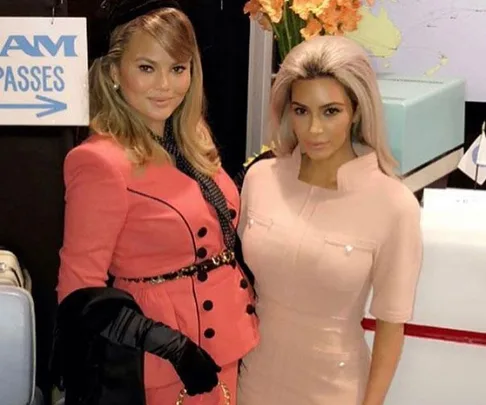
100,306,220,396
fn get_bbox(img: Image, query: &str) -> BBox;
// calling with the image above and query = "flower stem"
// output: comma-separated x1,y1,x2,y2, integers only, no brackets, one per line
271,22,286,63
290,8,302,46
282,2,292,56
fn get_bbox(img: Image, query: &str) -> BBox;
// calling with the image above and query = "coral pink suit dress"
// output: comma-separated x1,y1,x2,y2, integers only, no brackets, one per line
57,134,259,405
237,148,422,405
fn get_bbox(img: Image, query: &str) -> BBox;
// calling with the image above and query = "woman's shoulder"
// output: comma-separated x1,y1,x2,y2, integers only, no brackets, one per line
69,133,126,158
233,150,277,191
64,134,132,178
373,172,421,220
64,134,133,182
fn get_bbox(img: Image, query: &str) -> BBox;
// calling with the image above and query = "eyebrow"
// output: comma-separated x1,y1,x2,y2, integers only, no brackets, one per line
135,57,158,64
291,101,345,108
134,57,191,65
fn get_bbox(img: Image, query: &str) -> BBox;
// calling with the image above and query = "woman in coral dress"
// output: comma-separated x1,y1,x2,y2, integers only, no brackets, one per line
56,1,258,404
237,35,423,405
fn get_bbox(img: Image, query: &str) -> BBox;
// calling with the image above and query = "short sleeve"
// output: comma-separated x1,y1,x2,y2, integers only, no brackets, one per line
57,147,128,303
369,196,423,323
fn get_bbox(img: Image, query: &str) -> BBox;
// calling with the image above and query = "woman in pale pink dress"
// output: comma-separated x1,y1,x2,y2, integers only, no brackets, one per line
237,35,423,405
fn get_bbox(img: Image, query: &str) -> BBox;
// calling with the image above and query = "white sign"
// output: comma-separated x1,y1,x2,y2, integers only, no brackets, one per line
475,122,486,166
0,17,89,126
458,127,486,186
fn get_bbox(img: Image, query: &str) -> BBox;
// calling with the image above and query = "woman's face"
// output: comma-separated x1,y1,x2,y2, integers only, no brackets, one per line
290,76,357,162
112,29,191,134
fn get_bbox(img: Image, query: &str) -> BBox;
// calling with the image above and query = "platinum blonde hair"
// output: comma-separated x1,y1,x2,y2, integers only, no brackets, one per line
89,8,220,176
270,35,398,177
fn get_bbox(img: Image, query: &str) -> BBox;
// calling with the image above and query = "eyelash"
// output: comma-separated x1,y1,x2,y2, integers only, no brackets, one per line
293,107,341,116
139,64,153,73
173,65,187,74
325,107,340,116
293,107,306,115
137,65,188,74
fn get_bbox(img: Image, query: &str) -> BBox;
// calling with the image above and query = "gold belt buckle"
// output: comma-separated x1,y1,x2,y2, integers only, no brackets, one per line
211,255,222,266
175,381,230,405
221,250,234,264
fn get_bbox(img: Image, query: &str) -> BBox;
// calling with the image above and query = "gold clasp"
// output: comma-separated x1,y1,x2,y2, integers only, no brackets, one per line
176,381,230,405
221,250,235,263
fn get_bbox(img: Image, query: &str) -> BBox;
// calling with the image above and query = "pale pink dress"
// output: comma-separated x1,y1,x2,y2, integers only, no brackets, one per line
237,147,422,405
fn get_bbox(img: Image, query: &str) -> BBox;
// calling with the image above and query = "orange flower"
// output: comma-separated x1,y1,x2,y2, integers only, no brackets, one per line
260,0,285,23
243,0,262,17
291,0,330,20
243,0,272,30
316,0,363,35
300,16,323,39
244,0,371,59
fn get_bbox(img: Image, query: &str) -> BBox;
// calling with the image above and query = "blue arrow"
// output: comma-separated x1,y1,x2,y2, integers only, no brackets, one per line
0,94,67,118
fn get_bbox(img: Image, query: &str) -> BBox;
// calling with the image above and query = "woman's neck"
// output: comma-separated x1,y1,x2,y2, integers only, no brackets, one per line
148,120,166,137
298,144,357,189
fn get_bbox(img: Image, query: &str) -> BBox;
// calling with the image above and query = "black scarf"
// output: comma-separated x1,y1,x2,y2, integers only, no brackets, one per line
155,119,236,251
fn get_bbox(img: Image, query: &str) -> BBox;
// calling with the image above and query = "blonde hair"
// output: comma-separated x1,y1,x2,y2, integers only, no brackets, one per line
270,35,398,177
89,8,220,176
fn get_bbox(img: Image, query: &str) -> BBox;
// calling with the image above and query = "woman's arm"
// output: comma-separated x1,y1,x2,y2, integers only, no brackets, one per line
366,189,423,405
362,320,404,405
57,145,128,302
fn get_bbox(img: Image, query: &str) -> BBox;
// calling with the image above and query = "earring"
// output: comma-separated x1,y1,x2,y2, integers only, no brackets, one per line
113,83,119,91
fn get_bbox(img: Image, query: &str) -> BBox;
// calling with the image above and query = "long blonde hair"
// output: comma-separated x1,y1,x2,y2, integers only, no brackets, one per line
270,35,398,177
89,8,220,176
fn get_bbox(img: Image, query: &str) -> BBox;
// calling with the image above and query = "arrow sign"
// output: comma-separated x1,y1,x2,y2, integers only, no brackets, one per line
0,17,88,126
0,95,67,118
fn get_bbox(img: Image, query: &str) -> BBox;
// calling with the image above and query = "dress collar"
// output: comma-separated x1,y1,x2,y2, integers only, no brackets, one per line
289,143,380,192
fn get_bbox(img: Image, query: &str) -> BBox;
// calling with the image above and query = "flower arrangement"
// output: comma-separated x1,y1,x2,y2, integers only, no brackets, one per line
244,0,374,61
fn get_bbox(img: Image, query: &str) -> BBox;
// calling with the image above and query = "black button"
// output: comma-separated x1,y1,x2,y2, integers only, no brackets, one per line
196,247,207,258
240,279,248,289
197,227,207,238
229,209,237,220
197,271,208,282
202,300,213,311
246,304,256,315
204,328,215,339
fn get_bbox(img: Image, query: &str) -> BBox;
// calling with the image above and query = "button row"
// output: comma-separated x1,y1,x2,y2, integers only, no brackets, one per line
195,208,237,266
200,279,255,341
193,208,245,342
